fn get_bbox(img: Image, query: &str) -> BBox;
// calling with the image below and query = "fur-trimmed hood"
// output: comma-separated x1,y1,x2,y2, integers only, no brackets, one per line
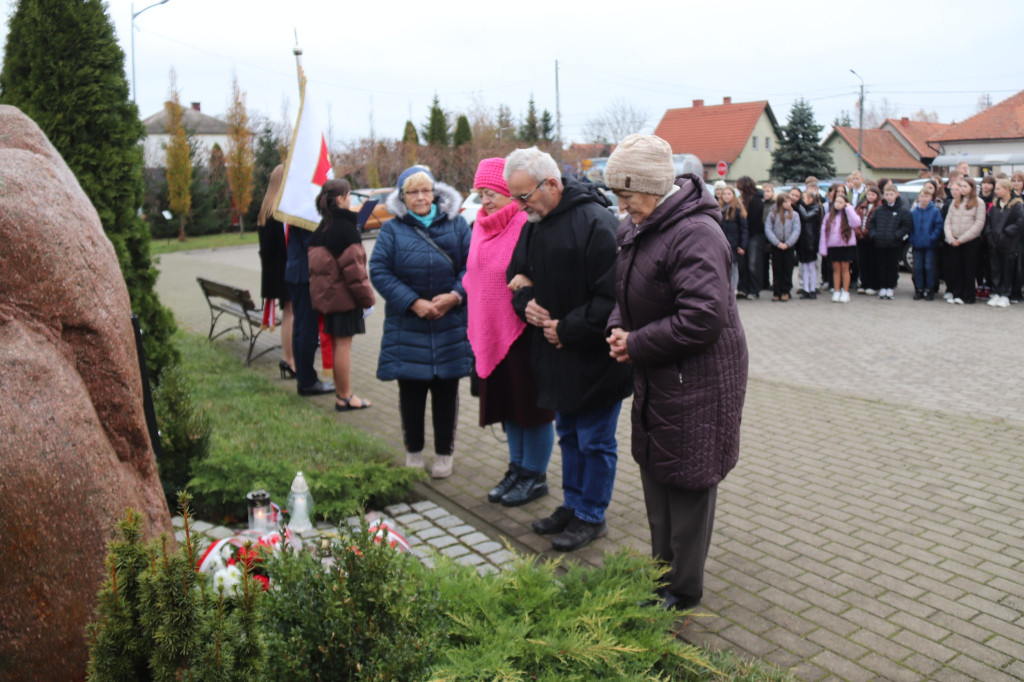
385,181,463,222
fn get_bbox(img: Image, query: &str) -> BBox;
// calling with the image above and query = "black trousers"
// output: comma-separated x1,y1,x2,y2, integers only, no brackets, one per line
770,248,795,296
640,468,717,604
288,281,320,388
739,233,766,295
856,240,877,290
989,249,1018,297
946,240,981,303
876,246,901,290
398,377,460,455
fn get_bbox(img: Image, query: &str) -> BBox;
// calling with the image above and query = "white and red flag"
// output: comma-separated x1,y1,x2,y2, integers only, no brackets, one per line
274,69,333,232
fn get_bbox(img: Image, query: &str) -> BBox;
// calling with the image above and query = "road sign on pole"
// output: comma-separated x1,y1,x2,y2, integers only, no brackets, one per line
716,161,728,177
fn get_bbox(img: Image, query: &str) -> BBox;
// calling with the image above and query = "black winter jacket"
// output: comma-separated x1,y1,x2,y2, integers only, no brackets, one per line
718,207,748,253
868,199,913,249
507,177,633,414
796,199,822,262
985,198,1024,254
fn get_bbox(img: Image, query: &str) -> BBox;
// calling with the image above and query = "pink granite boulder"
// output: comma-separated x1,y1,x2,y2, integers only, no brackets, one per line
0,105,172,681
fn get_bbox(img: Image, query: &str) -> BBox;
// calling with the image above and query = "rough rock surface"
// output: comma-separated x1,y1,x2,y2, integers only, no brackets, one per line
0,105,172,681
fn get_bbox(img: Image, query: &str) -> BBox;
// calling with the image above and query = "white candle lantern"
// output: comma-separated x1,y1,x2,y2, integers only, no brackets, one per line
246,489,272,533
287,471,314,533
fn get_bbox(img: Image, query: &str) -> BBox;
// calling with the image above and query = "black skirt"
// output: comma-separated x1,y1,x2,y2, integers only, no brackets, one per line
477,331,554,428
828,245,856,263
322,309,365,337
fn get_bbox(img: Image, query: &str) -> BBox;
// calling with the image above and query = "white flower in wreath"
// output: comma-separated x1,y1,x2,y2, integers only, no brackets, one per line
213,565,242,593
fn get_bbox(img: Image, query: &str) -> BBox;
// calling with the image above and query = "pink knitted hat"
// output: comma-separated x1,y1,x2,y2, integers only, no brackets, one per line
474,158,509,197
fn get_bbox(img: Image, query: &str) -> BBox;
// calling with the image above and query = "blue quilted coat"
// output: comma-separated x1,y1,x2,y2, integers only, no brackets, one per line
369,182,473,381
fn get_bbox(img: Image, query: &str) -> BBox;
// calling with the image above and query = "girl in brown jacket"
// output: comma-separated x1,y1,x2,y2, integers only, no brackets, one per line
308,179,376,410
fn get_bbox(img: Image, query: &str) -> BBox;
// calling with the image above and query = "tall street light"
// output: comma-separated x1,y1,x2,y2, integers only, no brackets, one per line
131,0,170,104
850,69,864,172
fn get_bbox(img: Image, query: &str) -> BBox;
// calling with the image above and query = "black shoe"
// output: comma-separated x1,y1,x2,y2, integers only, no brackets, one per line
798,290,809,299
487,466,520,503
297,380,335,396
500,473,548,507
531,506,574,535
808,291,817,300
279,360,297,379
924,290,934,301
913,290,924,300
658,588,701,611
551,517,607,551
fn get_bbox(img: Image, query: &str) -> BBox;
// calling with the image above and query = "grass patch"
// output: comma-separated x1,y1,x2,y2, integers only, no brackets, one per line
175,331,420,522
150,231,259,256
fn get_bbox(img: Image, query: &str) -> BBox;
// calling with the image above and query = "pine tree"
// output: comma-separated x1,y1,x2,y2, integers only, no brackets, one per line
226,75,254,234
833,110,853,127
769,98,835,183
453,115,472,148
540,109,555,142
422,95,450,147
402,120,419,146
244,123,281,228
518,96,540,143
164,72,192,241
0,0,178,381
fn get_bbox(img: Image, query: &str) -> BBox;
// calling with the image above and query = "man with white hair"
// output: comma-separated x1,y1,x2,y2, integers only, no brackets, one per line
503,147,633,552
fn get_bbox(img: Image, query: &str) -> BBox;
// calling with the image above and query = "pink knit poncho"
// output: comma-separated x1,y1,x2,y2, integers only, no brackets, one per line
463,201,528,378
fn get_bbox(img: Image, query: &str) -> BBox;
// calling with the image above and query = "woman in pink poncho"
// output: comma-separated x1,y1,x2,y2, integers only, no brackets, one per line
463,158,555,507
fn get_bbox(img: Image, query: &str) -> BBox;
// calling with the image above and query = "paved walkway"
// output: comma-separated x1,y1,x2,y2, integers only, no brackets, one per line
155,242,1024,682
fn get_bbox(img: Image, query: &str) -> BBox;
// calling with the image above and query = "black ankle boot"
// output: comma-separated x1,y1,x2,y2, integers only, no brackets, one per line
500,473,548,507
487,465,520,503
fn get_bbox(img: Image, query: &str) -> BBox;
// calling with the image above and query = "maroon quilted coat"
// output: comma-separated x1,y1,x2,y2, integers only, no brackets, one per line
607,175,748,490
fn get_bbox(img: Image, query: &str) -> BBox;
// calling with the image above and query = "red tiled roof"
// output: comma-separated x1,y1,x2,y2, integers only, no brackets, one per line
827,127,926,170
931,89,1024,142
884,118,950,158
653,99,774,164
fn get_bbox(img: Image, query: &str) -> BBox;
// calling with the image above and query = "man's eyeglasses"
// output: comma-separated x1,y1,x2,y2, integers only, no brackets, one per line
511,179,545,204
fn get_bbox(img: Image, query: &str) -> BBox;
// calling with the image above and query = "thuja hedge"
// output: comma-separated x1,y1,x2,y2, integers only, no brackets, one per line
88,504,794,681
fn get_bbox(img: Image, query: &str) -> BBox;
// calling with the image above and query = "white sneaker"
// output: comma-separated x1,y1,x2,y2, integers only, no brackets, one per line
987,295,1000,307
865,288,877,295
840,290,851,303
954,297,965,305
887,289,895,299
943,292,954,301
997,295,1010,308
431,455,453,479
878,290,886,299
832,290,841,302
946,296,957,304
405,451,424,468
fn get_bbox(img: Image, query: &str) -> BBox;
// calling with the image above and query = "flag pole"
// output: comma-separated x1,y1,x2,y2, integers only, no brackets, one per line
292,29,304,96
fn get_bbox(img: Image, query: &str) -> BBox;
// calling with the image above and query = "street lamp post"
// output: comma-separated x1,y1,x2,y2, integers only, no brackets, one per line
131,0,170,103
850,69,864,172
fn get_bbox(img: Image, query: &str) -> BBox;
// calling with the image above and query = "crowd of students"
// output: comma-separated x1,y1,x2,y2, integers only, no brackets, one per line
712,164,1024,307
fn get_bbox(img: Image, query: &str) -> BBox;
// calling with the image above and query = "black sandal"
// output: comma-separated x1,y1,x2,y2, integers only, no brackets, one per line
335,394,371,411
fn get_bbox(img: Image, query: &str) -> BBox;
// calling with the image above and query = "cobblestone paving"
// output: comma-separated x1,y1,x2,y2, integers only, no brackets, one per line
155,242,1024,681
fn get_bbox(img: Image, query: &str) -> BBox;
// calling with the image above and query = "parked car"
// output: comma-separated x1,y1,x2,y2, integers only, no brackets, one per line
460,191,482,226
349,188,394,233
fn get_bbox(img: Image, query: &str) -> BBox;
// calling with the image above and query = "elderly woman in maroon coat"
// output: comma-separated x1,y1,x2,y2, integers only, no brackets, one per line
605,134,748,611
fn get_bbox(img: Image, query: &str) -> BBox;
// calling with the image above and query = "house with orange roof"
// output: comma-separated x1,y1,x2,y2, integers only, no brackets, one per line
929,89,1024,174
880,117,951,167
822,126,926,182
653,97,781,182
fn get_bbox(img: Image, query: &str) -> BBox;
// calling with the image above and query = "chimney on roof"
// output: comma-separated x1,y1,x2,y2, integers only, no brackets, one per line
723,97,731,105
693,99,703,108
900,116,909,125
191,102,201,112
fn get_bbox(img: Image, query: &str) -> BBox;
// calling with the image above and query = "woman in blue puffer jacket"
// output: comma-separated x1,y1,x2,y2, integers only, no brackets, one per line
369,166,473,479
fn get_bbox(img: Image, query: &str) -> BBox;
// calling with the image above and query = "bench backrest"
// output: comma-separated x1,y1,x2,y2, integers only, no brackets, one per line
197,277,257,311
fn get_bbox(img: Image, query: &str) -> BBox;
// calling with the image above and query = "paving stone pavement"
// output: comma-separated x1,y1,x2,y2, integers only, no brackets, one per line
155,242,1024,681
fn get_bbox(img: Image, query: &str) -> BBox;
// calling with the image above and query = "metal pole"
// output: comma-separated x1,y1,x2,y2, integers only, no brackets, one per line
555,59,562,159
131,0,170,104
850,69,864,172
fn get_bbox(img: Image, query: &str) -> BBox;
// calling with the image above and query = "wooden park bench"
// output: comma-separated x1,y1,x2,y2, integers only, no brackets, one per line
197,277,279,365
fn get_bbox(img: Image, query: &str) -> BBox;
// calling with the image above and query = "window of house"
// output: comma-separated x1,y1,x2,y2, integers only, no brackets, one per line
752,136,758,150
765,137,772,151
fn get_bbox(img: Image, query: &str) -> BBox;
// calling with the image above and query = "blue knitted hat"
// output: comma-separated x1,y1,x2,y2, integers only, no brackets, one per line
397,166,434,193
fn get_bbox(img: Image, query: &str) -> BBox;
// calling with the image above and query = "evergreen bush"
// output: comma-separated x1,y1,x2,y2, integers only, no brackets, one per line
153,363,212,511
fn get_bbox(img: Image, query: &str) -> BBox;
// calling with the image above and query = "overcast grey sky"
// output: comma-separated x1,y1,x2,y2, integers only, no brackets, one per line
2,0,1022,146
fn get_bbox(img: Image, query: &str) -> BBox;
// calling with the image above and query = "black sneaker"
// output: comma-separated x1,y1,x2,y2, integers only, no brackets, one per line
551,517,607,551
531,506,574,535
487,466,520,503
924,290,934,301
500,474,548,507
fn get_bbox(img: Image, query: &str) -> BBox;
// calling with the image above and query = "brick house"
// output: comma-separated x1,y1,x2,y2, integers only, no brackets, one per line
929,89,1024,175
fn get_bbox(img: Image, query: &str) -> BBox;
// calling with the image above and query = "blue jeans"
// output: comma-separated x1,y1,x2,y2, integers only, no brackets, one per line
555,402,621,524
913,247,937,291
506,421,555,475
